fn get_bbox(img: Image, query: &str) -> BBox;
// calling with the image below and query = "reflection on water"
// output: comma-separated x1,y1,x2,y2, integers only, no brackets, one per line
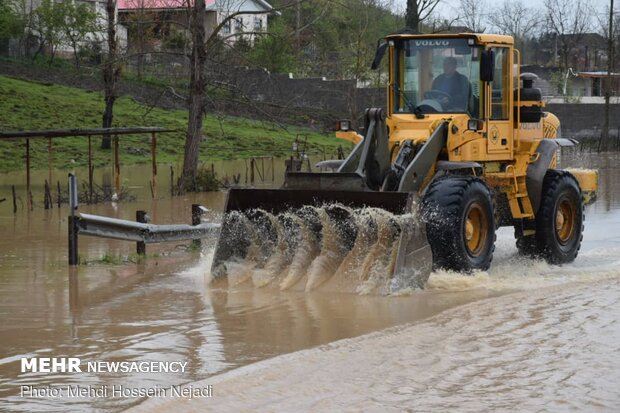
0,150,619,412
133,278,620,413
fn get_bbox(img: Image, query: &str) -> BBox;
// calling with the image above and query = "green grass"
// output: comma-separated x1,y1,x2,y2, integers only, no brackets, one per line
0,75,344,173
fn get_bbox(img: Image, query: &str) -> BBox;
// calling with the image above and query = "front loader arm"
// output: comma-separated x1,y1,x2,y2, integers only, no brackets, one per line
397,121,448,193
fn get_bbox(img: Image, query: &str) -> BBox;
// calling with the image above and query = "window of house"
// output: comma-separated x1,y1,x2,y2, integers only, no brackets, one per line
222,20,231,34
234,17,243,32
254,18,262,32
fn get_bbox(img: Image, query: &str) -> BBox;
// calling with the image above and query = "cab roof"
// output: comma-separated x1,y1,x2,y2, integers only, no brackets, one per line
385,33,514,46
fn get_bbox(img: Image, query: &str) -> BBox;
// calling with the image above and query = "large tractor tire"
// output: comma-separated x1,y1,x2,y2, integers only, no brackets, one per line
515,227,538,257
516,170,583,264
423,176,496,272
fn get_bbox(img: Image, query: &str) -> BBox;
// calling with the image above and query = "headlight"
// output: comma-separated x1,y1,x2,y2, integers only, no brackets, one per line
337,120,351,131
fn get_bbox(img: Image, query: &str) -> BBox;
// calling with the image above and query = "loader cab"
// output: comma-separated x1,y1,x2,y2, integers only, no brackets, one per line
388,34,516,159
390,37,484,118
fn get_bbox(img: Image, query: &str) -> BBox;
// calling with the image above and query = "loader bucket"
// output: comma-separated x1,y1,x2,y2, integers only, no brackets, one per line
211,187,433,293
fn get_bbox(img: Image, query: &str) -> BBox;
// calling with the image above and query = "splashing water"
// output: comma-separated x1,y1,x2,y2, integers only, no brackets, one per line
279,214,321,290
356,210,402,295
305,207,355,291
223,212,258,286
216,204,410,295
251,212,294,288
326,209,380,293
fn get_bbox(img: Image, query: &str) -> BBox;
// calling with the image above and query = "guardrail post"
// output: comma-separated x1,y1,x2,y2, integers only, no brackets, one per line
192,204,203,249
136,210,147,255
68,215,79,265
68,173,79,266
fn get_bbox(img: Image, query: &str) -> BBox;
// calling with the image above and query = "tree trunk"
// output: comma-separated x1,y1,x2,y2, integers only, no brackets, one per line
102,0,119,149
179,0,207,193
72,41,80,69
406,0,420,33
296,1,301,49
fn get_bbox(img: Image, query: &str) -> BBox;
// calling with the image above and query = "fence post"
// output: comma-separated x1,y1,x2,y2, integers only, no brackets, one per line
113,134,121,196
26,138,32,211
44,180,51,209
136,210,147,255
151,132,157,199
88,135,93,204
11,185,17,214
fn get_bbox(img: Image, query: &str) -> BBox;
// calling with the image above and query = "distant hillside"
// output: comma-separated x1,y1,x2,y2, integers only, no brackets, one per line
0,75,343,173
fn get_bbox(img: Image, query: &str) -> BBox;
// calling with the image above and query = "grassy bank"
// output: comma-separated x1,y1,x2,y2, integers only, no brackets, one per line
0,75,343,173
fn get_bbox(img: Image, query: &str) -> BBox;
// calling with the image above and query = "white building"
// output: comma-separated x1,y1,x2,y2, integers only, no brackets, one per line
117,0,274,50
210,0,275,44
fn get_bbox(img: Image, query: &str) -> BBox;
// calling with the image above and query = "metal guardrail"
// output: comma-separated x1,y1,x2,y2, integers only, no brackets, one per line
75,213,220,244
68,204,221,265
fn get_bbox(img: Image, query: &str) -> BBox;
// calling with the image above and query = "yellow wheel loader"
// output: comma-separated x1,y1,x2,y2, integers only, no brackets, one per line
211,32,598,292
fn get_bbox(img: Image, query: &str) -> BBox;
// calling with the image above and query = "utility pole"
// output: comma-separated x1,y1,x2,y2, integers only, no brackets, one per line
602,0,614,151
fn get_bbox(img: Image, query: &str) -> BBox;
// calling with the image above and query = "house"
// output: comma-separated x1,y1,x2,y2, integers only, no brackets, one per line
80,0,128,52
537,32,609,71
210,0,274,44
117,0,274,52
2,0,126,58
574,71,620,97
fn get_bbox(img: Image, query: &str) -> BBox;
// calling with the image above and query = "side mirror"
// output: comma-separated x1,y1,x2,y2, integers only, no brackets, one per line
371,40,388,70
480,49,495,82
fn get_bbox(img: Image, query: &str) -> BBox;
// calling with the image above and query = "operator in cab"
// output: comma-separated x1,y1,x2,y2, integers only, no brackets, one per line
431,56,470,110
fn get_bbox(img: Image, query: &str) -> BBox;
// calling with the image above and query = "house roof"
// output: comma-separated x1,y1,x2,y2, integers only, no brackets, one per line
577,71,620,78
118,0,273,12
206,0,272,12
118,0,207,10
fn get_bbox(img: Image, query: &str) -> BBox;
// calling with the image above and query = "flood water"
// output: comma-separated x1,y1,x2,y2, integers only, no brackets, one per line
1,151,619,412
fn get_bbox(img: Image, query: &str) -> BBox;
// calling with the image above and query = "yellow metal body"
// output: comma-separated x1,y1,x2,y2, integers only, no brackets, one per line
565,168,599,204
336,32,598,223
335,131,363,144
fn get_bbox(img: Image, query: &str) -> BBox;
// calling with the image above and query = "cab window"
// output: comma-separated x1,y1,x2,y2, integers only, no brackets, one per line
392,38,483,118
490,47,509,120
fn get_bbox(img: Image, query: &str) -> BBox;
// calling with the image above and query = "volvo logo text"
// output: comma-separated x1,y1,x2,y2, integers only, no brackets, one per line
414,40,450,46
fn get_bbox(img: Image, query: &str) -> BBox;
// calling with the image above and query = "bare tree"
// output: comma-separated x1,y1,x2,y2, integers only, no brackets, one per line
544,0,593,70
488,0,542,52
458,0,487,33
406,0,441,33
179,0,206,192
102,0,121,149
179,0,295,191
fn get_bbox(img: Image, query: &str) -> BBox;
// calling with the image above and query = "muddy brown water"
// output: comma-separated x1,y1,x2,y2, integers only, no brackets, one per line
0,151,619,412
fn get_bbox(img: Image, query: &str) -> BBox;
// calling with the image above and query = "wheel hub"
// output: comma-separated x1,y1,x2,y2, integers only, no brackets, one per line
464,202,488,256
556,198,576,245
465,220,474,241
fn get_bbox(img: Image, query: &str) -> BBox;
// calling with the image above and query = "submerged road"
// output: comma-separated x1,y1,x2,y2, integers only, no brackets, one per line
129,276,620,412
